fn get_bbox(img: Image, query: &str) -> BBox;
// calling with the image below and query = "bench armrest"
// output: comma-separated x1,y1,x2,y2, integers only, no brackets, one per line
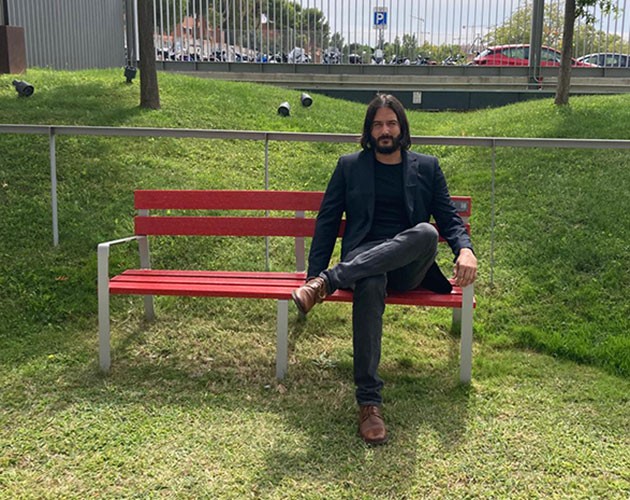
97,235,151,372
97,235,147,288
98,235,144,249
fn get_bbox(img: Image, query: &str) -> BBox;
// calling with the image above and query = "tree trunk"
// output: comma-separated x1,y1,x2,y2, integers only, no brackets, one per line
555,0,576,106
138,0,160,110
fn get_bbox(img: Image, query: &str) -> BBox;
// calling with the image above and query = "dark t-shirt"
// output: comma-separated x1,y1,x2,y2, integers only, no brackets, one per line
364,160,410,242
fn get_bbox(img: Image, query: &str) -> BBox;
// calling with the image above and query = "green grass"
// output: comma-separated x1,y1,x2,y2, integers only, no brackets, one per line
0,68,629,497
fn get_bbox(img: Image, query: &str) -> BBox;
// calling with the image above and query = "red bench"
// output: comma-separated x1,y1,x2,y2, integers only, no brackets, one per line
98,190,475,381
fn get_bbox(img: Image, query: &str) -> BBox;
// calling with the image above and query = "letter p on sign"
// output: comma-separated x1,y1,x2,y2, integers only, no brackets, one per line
373,8,388,29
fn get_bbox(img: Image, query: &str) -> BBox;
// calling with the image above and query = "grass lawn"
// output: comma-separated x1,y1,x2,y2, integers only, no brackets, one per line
0,69,628,498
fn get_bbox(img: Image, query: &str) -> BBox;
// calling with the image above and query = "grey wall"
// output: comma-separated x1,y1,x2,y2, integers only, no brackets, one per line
6,0,125,69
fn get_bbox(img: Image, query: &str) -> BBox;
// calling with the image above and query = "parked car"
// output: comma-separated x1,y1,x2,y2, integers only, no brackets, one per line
288,47,310,63
576,52,630,68
348,53,363,64
322,47,341,64
388,54,410,65
442,54,465,65
472,44,592,67
371,49,385,65
415,54,437,65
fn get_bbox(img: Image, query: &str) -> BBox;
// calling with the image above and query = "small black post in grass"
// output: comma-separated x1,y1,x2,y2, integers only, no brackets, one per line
12,79,33,97
300,93,313,107
278,101,290,116
124,65,137,84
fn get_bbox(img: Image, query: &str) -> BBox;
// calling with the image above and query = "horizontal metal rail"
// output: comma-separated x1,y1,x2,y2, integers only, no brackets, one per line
2,124,630,150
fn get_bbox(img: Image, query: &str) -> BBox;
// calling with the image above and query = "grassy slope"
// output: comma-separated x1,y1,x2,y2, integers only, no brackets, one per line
1,68,628,375
0,69,628,497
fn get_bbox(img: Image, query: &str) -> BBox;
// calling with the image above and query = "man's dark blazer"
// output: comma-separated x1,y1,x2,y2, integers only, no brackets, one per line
307,148,473,290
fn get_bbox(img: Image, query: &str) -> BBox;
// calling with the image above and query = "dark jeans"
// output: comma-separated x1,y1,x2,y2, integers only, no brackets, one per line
321,223,439,406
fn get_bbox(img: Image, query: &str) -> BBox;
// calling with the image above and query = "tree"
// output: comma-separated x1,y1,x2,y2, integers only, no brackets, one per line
487,1,564,47
329,32,344,51
402,34,418,59
555,0,614,105
138,0,160,109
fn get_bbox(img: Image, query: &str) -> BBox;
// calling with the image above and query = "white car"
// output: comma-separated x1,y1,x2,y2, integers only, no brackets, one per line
288,47,310,64
576,53,630,68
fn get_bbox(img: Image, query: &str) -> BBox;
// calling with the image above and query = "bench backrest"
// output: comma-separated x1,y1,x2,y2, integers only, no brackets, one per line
135,190,471,236
134,190,471,270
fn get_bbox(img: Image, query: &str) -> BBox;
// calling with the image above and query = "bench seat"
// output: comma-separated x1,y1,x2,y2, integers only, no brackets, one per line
110,269,471,308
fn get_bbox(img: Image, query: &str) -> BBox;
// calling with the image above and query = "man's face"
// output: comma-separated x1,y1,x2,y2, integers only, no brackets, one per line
370,107,402,155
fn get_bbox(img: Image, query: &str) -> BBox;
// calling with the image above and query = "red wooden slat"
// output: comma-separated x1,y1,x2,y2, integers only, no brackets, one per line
135,190,324,211
110,281,295,299
120,269,306,279
330,289,470,307
110,280,470,307
112,275,306,287
133,216,456,238
135,190,471,216
109,269,475,308
135,216,318,236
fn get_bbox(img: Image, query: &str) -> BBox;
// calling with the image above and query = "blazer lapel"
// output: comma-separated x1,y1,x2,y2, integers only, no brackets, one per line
362,150,376,222
402,150,418,223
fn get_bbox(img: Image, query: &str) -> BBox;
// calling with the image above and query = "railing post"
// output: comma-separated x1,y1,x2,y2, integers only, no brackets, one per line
49,127,59,247
490,139,496,287
529,0,545,88
264,134,270,271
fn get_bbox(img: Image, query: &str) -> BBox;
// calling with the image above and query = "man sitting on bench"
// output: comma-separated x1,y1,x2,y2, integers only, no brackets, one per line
292,94,477,445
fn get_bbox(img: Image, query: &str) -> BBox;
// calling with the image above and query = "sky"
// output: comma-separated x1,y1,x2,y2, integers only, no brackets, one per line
292,0,630,49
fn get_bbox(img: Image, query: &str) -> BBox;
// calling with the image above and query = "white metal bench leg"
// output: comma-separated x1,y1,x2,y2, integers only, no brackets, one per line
138,235,155,321
459,284,474,383
97,244,111,372
452,307,462,330
276,300,289,380
143,296,155,321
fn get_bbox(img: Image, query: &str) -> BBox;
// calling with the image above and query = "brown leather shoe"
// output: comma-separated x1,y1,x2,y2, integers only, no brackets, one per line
291,277,328,315
358,405,388,445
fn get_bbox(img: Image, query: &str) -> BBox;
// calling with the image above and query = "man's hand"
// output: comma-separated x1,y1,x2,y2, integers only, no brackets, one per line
454,248,477,287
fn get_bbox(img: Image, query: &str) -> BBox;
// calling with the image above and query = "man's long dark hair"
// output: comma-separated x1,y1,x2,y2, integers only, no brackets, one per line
360,94,411,151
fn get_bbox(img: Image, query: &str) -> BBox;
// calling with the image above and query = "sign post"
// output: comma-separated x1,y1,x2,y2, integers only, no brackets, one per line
373,7,388,30
373,6,387,54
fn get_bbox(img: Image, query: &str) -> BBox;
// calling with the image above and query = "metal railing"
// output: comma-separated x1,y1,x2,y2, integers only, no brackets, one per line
1,123,629,283
147,0,630,65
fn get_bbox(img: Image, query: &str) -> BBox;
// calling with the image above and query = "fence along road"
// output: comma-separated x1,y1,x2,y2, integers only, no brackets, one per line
148,0,630,64
1,123,629,282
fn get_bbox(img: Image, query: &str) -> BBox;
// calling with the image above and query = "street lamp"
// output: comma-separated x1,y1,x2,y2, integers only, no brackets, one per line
411,16,425,44
462,26,485,54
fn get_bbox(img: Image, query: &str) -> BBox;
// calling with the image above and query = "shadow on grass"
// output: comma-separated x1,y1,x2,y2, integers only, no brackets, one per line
80,313,472,496
251,366,472,497
4,310,629,497
0,293,471,498
0,81,146,127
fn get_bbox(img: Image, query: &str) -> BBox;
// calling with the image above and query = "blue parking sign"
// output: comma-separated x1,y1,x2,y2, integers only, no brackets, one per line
373,8,388,28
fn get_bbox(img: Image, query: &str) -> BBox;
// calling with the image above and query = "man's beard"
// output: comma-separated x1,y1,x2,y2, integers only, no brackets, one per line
370,133,402,154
